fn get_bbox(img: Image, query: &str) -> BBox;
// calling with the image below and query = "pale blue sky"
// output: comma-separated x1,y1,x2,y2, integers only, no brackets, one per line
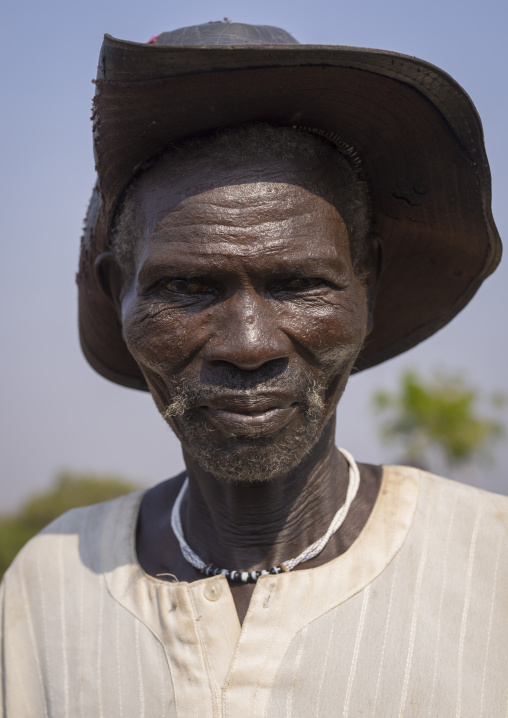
1,0,507,509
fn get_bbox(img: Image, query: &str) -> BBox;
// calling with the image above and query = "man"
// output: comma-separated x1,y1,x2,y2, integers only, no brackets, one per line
0,22,506,717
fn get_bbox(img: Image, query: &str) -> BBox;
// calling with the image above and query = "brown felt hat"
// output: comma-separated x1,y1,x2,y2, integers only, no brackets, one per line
78,22,502,391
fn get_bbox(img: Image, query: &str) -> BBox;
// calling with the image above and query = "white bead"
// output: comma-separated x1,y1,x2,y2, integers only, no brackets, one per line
241,572,249,583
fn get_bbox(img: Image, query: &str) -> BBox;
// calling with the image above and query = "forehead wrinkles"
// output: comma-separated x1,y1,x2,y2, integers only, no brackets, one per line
149,182,343,235
148,228,339,262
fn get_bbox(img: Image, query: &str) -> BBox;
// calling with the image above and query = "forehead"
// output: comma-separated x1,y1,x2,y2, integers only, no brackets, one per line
148,184,349,271
129,152,349,251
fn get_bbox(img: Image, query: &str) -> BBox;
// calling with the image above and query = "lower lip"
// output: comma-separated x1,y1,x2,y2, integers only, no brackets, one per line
200,405,298,435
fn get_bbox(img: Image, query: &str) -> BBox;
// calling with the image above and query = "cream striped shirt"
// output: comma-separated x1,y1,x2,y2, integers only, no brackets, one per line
1,465,507,717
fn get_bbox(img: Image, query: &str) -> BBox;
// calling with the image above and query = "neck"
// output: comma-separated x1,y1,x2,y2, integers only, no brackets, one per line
181,416,351,572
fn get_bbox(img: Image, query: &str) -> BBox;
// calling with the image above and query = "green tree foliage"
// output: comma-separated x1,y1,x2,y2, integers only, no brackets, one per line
373,370,505,470
0,472,139,581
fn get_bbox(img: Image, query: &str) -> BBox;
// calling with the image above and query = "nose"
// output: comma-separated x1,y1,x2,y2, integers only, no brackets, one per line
203,291,292,371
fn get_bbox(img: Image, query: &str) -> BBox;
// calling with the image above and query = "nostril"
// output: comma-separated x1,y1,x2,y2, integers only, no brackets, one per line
203,358,289,387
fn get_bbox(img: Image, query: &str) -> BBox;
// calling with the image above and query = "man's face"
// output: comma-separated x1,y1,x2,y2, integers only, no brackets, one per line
117,156,372,482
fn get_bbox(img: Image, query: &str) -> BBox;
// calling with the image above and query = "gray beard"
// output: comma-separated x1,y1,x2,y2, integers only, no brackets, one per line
162,369,328,484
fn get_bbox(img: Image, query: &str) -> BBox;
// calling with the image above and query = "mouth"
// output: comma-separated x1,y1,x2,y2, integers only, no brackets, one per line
199,398,299,436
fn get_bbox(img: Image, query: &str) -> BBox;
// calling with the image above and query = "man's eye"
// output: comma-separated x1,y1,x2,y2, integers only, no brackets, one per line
163,278,213,294
281,278,325,291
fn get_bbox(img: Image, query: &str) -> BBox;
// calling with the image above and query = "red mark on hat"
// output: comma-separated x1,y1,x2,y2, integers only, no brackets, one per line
147,35,160,44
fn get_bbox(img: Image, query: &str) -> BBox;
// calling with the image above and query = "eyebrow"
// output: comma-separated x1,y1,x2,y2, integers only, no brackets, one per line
137,250,350,286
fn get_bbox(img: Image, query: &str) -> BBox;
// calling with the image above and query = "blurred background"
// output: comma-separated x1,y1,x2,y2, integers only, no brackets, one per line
1,0,507,569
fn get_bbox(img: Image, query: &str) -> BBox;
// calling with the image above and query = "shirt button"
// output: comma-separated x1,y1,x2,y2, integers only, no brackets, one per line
204,581,223,601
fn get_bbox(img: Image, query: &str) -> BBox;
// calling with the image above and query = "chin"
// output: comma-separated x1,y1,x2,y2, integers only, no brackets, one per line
179,413,326,484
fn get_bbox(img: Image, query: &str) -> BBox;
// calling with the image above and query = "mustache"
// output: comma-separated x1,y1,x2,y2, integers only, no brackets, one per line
162,367,325,421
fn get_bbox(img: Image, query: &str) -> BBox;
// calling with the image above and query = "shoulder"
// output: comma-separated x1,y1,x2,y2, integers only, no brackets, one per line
385,463,508,509
2,490,145,591
416,467,508,516
386,465,508,552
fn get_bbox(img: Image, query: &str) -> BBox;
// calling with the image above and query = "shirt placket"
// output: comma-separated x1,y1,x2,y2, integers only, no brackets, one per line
185,576,242,717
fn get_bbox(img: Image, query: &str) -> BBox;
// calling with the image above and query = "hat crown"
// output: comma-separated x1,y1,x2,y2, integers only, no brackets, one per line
81,28,500,389
154,22,299,46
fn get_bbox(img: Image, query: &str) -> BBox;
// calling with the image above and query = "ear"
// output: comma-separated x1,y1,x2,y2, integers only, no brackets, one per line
94,251,124,320
360,235,383,335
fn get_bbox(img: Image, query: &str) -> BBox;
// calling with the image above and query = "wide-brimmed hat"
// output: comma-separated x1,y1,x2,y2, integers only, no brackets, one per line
78,22,502,391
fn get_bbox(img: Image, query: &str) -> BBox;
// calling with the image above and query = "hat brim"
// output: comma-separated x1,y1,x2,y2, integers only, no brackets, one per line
78,35,501,390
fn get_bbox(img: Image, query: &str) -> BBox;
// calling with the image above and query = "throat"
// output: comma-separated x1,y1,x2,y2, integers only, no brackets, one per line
178,439,358,576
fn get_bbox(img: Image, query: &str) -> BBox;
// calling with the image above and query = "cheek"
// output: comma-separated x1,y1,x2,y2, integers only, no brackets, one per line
281,289,369,371
121,296,207,376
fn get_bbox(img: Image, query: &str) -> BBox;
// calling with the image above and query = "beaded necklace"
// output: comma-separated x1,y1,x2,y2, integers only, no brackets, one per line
171,447,360,584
